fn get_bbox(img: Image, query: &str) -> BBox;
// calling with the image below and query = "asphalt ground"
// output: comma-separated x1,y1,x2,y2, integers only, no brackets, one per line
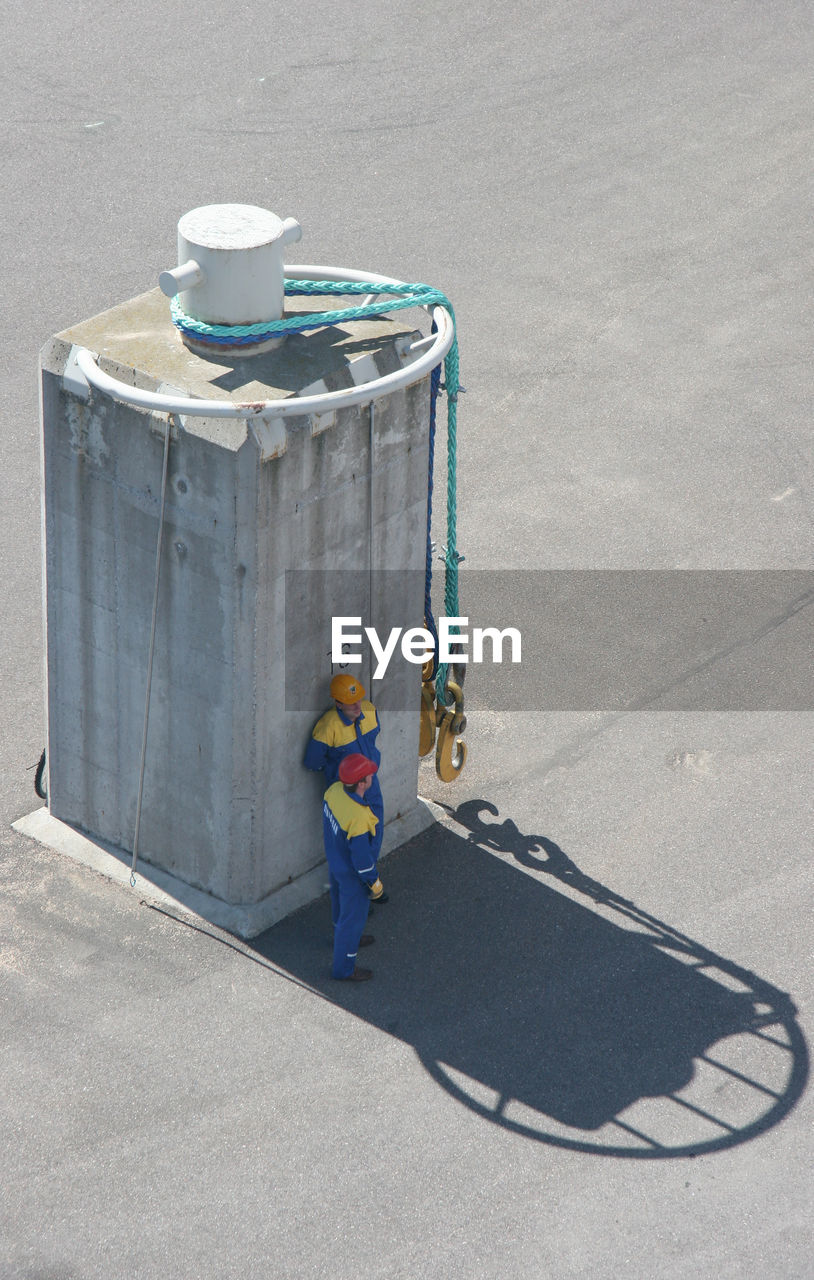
1,2,812,1277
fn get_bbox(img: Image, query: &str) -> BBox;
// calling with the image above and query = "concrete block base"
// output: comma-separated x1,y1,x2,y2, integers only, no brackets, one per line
41,288,434,914
13,799,441,939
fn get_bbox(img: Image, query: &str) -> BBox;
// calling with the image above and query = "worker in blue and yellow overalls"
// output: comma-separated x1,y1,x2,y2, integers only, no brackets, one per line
305,673,384,862
323,753,386,981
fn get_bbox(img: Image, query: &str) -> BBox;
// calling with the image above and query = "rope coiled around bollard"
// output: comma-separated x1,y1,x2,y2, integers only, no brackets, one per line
170,279,452,343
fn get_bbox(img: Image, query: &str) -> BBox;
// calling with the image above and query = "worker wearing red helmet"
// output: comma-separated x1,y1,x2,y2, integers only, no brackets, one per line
305,673,384,859
323,753,386,981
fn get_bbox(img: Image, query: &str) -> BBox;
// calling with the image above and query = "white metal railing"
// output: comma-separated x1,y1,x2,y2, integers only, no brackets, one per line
73,265,454,419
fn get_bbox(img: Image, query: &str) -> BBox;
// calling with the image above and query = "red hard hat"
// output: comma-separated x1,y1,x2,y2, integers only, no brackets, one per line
338,754,379,785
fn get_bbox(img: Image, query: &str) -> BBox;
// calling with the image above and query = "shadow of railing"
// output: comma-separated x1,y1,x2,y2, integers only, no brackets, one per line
253,799,808,1159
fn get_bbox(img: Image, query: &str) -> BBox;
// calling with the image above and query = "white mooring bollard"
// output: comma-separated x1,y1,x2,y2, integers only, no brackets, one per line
159,203,303,354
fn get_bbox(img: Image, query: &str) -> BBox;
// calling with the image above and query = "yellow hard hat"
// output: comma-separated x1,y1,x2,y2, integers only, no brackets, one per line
330,673,366,704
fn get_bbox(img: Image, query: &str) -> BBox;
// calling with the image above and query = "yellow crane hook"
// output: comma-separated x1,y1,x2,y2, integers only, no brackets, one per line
435,679,467,782
419,655,446,757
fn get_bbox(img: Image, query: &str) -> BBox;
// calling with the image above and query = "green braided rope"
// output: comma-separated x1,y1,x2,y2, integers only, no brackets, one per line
171,277,462,696
170,280,451,339
434,333,460,707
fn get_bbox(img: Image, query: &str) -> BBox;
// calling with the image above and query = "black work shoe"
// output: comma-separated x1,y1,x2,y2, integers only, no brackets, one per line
344,966,373,982
359,935,375,947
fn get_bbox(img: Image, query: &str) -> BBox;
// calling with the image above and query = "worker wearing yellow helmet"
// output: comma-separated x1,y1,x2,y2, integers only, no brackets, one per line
304,673,384,864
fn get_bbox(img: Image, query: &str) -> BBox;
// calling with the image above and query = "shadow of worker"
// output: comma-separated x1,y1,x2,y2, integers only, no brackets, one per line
255,799,808,1159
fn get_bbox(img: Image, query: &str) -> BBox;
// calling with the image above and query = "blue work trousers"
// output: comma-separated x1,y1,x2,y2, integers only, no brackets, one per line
329,866,371,979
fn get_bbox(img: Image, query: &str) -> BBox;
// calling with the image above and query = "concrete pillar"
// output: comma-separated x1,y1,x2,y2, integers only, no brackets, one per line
37,211,436,935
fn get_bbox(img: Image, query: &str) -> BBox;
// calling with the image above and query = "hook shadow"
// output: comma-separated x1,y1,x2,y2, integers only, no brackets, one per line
253,799,808,1159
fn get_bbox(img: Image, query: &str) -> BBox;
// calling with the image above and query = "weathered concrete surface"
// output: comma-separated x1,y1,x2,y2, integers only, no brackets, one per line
2,1,813,1277
39,289,432,926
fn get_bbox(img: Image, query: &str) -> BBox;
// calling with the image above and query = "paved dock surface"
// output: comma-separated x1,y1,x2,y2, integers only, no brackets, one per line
2,2,812,1276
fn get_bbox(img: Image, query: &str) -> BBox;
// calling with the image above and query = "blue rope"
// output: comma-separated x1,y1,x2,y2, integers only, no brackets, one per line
424,350,441,682
433,331,461,708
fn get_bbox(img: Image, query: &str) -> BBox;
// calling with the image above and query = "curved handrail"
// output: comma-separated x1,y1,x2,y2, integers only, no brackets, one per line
74,264,455,419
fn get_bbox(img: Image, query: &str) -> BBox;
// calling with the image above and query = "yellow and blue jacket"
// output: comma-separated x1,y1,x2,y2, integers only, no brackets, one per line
322,781,380,883
305,700,383,818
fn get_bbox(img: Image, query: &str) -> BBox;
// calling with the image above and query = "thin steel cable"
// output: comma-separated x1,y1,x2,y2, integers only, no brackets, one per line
131,416,172,886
